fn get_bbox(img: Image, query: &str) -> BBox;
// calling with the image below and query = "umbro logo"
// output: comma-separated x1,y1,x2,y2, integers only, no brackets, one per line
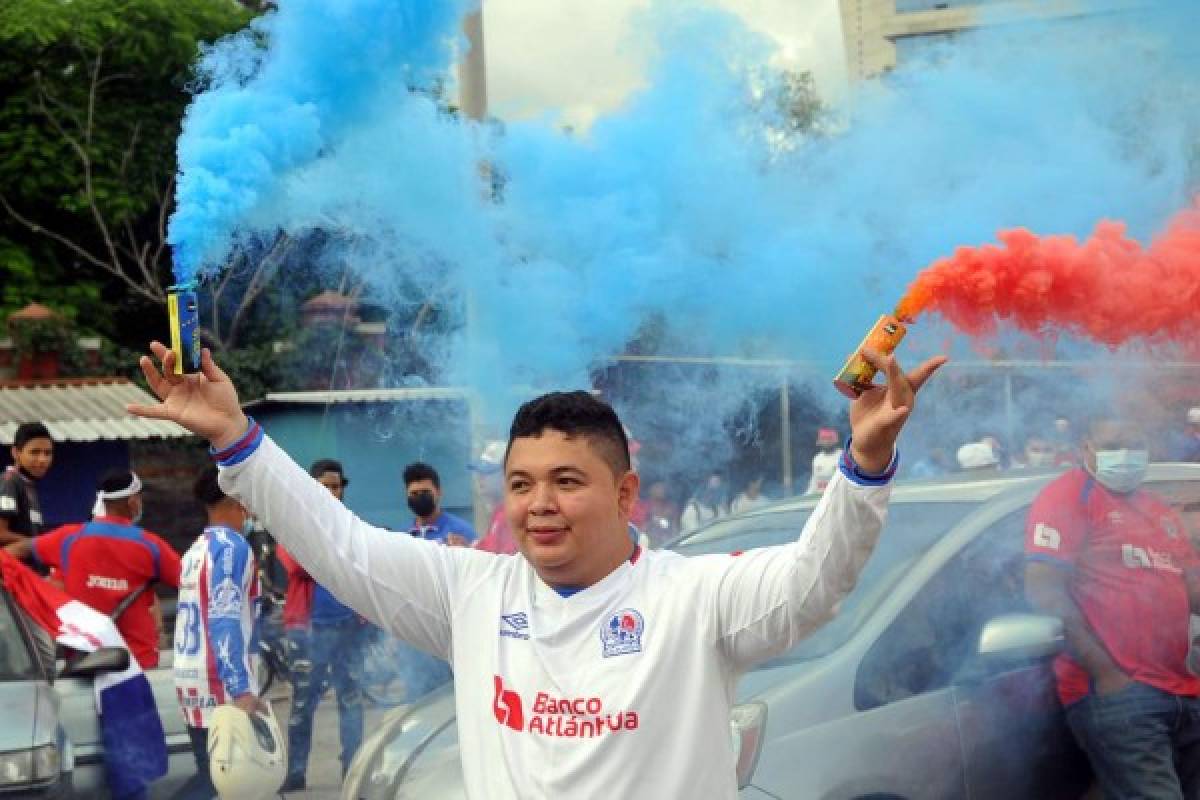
500,612,530,640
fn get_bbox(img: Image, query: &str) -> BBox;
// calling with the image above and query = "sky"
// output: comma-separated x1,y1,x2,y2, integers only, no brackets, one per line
483,0,847,127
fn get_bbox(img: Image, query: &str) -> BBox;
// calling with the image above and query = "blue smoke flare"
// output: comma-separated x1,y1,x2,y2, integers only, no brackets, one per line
169,0,1200,462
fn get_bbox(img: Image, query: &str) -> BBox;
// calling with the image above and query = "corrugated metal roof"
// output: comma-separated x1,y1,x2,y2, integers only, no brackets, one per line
0,381,192,445
250,387,470,406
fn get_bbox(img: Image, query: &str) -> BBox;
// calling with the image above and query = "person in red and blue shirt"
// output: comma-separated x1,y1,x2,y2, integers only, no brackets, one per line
5,469,181,669
1025,415,1200,799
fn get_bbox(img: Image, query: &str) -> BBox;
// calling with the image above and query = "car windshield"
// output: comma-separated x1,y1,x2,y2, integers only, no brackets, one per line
674,501,976,664
0,590,39,681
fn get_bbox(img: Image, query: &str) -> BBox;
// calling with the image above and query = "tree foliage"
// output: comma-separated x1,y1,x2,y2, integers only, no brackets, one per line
0,0,250,331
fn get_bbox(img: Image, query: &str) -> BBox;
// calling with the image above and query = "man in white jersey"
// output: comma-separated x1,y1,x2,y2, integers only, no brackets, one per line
130,342,944,799
172,465,262,800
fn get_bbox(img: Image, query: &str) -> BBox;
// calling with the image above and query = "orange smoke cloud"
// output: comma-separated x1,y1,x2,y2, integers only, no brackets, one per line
895,201,1200,347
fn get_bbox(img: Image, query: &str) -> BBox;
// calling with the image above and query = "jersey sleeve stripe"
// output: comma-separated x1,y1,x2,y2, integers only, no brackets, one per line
210,418,264,466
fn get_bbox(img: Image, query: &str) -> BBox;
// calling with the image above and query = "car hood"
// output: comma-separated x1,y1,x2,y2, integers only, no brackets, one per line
343,684,458,798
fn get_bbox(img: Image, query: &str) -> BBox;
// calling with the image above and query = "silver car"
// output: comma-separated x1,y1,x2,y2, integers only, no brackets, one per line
0,583,195,798
342,465,1200,799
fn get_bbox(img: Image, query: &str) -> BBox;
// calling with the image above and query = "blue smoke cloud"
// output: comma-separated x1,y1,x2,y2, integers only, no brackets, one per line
168,0,477,278
169,0,1199,467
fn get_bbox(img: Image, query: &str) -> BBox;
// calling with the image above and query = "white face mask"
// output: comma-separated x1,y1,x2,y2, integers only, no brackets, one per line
1093,449,1148,494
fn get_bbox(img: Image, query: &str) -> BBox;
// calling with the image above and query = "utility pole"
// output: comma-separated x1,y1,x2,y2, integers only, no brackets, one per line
459,8,488,121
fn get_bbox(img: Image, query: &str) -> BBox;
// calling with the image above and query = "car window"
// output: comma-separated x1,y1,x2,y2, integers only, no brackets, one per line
1153,480,1200,547
676,502,977,664
855,509,1029,710
0,590,40,681
670,508,814,550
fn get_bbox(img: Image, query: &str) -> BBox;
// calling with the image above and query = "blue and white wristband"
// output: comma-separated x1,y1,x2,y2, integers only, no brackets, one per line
839,437,899,486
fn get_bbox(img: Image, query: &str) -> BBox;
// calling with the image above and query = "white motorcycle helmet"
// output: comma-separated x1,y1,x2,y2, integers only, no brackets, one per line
208,703,286,800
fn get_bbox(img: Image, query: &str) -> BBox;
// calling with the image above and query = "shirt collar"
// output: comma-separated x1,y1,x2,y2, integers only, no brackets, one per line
411,510,445,532
93,514,133,525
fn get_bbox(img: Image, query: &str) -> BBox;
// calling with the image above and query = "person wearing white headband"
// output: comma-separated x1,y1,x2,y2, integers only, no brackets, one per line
5,468,182,669
92,470,145,520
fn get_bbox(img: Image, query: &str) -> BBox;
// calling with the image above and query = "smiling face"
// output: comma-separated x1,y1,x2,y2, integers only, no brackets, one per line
505,430,639,588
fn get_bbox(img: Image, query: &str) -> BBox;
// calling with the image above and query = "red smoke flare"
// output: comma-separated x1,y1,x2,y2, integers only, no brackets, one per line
895,201,1200,347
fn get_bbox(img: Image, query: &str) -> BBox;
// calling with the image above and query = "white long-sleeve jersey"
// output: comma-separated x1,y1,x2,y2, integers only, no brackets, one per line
220,435,891,799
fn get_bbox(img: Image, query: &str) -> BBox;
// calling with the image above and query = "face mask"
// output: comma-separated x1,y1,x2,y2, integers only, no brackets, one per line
408,491,437,518
1093,449,1148,494
131,506,144,525
241,517,256,537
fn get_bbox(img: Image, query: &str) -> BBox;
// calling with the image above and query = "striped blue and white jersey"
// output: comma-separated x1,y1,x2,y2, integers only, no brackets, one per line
173,525,260,728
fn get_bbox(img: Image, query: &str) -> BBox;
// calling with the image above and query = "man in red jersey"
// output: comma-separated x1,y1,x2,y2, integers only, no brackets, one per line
1026,415,1200,799
6,469,182,668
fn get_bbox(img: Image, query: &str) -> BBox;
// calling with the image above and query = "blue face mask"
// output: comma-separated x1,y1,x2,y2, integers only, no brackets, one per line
241,516,257,537
1093,449,1148,494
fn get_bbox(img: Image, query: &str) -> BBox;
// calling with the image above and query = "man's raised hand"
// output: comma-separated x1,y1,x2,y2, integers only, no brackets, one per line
126,342,250,450
848,349,947,474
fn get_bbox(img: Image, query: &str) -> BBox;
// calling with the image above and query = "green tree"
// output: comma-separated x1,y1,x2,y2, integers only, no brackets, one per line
0,0,250,329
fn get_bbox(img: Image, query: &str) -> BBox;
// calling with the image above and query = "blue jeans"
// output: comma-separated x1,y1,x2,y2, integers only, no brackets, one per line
286,621,365,781
1066,681,1200,800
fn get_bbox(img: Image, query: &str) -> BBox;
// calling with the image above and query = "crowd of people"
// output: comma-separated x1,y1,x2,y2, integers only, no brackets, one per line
0,418,491,797
474,403,1200,545
4,384,1200,797
906,406,1200,480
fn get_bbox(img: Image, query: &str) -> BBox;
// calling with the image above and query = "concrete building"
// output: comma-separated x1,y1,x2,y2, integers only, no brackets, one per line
839,0,1151,80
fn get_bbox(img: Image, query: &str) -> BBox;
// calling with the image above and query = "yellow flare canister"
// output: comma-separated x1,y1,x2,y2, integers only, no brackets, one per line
832,314,908,398
166,283,201,375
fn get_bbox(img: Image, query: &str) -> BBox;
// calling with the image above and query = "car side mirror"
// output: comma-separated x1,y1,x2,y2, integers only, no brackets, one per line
977,613,1064,662
57,647,130,679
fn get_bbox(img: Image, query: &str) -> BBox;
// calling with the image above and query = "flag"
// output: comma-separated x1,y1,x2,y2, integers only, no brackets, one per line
0,551,167,799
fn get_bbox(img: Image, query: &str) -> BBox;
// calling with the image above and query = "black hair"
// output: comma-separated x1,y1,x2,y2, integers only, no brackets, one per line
310,458,348,485
14,422,52,450
403,462,440,489
1082,413,1147,446
193,465,228,508
97,469,137,494
507,391,630,476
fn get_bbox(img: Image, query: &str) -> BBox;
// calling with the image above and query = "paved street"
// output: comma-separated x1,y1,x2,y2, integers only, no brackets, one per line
266,682,393,799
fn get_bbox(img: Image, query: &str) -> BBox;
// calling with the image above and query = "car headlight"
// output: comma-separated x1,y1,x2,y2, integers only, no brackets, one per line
0,744,60,786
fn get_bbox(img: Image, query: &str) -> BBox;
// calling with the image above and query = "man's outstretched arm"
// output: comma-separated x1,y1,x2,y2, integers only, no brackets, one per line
709,351,945,669
128,343,485,657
